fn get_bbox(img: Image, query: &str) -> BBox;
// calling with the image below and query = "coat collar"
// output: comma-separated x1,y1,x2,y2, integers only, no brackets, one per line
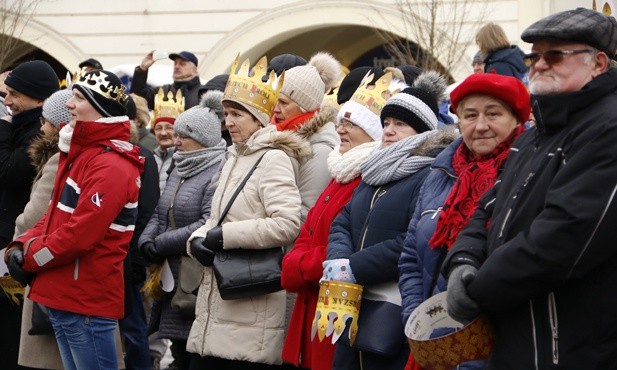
531,68,617,136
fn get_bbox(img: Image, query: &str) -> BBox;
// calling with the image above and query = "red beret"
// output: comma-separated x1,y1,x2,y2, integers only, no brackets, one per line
450,73,531,123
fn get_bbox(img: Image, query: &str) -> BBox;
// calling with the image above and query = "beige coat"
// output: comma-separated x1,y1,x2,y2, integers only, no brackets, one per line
187,125,310,365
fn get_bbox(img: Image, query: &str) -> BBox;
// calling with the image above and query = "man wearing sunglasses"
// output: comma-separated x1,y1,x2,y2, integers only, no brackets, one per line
443,7,617,369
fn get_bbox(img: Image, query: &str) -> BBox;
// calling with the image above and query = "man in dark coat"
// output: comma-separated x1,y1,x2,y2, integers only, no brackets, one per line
444,8,617,369
0,59,58,370
131,50,201,110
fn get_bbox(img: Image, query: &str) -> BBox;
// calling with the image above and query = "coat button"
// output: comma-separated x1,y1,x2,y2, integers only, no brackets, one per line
324,196,330,202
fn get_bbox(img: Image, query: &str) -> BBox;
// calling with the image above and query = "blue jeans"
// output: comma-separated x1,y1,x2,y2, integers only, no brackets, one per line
119,283,150,370
47,307,118,370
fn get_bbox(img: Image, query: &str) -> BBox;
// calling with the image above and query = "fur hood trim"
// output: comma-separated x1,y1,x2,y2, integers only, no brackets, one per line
234,125,312,160
410,127,460,157
295,109,337,140
28,132,60,173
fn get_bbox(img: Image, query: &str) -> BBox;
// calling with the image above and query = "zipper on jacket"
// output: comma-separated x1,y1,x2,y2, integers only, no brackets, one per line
73,257,79,280
498,208,512,239
548,292,559,364
359,187,386,250
529,300,540,370
420,207,442,219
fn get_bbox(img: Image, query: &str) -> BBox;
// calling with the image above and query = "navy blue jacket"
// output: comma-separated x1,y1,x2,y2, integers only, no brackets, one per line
485,46,528,81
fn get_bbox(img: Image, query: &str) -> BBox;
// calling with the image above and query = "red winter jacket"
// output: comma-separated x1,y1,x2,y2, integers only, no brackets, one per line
17,118,144,319
281,177,361,370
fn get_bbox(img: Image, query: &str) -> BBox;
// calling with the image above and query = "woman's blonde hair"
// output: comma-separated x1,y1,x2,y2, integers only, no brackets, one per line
476,22,511,54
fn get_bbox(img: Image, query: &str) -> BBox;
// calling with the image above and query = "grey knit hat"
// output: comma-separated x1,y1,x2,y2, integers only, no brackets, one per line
173,90,222,148
42,89,73,128
280,52,342,112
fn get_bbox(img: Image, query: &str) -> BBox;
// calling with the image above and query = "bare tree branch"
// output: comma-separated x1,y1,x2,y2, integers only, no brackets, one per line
0,0,41,71
373,0,490,82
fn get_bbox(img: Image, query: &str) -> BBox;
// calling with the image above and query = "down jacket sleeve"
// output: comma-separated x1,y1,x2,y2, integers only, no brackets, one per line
20,153,138,272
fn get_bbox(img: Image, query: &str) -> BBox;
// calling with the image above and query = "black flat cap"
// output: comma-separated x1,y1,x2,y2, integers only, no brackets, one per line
78,58,103,70
521,7,617,58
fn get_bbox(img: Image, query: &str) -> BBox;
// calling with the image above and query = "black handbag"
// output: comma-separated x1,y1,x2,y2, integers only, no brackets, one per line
211,153,284,300
29,302,54,335
337,298,406,356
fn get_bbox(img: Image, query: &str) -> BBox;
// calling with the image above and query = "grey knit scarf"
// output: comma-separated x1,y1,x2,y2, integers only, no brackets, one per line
360,131,436,186
173,139,226,178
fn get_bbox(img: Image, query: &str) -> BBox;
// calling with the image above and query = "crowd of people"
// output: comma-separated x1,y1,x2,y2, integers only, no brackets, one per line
1,7,617,370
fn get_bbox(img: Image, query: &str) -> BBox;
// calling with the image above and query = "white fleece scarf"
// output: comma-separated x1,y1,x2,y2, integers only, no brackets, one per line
58,124,73,153
327,141,379,184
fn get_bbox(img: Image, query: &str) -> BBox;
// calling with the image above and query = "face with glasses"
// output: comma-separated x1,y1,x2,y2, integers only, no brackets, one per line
153,121,175,150
526,40,606,95
173,130,204,152
335,118,373,154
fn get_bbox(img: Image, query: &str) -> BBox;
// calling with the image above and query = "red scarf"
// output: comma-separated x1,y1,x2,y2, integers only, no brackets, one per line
274,110,318,132
429,125,524,250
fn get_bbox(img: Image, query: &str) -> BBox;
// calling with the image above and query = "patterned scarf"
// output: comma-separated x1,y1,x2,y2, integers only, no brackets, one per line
327,141,379,184
173,139,226,178
360,131,437,186
274,110,317,132
429,125,525,250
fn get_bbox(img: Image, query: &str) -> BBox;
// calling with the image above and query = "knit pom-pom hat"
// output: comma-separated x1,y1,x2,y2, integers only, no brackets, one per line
380,71,447,133
280,52,342,112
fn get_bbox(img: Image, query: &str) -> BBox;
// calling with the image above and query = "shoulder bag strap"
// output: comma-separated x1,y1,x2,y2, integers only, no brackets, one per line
217,152,266,227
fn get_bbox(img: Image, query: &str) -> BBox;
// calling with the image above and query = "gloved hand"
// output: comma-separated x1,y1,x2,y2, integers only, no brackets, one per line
6,249,34,286
321,258,356,283
190,237,215,267
140,242,164,264
203,226,224,253
446,265,480,324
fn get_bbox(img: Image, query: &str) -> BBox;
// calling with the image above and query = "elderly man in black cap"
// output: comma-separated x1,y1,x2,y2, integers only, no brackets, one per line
131,50,202,110
0,59,58,370
443,7,617,369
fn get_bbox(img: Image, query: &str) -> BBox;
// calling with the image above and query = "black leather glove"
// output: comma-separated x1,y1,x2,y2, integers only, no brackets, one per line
140,242,164,264
7,249,34,287
190,237,215,266
446,265,480,324
204,226,224,252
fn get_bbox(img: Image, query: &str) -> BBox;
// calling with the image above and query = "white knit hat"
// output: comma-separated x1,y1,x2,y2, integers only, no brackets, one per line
336,100,383,141
42,89,73,128
280,52,341,112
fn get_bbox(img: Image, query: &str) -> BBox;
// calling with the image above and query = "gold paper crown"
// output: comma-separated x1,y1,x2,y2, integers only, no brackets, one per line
312,281,363,345
153,88,185,123
349,72,401,116
72,68,127,103
223,54,284,116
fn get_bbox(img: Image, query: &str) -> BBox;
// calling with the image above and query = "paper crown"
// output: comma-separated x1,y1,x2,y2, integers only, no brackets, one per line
312,281,363,345
223,54,284,116
153,88,185,124
72,68,127,103
349,72,402,116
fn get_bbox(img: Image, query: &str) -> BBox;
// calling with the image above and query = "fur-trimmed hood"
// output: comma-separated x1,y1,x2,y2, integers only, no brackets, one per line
410,126,460,158
295,108,339,146
28,131,59,174
232,125,312,160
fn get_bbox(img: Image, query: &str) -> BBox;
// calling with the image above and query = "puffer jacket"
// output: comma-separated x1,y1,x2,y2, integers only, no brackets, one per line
484,45,528,81
16,118,144,319
138,155,221,340
327,132,452,370
444,68,617,369
186,125,310,365
295,109,340,220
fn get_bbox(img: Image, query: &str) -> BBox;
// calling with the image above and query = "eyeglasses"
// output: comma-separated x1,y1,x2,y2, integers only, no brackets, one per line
172,133,190,140
335,120,357,131
523,49,595,67
39,117,47,126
